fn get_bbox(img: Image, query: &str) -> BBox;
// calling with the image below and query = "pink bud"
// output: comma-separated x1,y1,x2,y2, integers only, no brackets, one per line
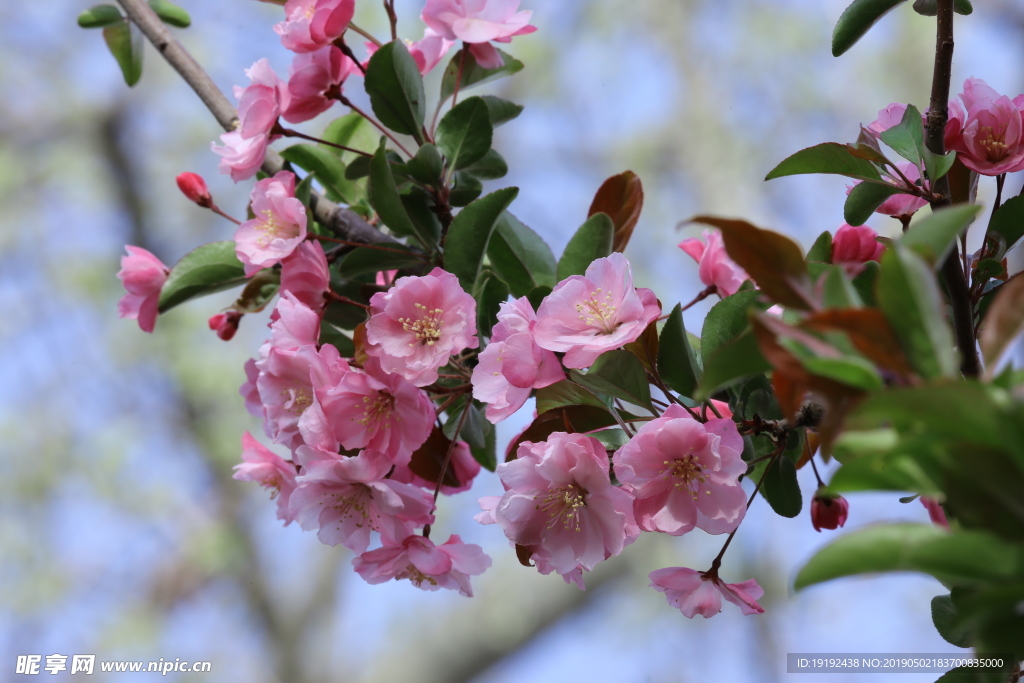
209,311,243,341
176,172,213,208
811,492,849,532
831,224,885,271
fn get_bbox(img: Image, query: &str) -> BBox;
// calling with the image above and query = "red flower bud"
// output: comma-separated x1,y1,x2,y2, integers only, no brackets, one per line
811,492,849,532
208,311,243,341
176,172,213,208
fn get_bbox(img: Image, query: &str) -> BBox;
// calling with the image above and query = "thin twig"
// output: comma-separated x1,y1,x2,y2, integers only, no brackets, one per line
278,126,373,157
348,22,382,48
336,94,415,157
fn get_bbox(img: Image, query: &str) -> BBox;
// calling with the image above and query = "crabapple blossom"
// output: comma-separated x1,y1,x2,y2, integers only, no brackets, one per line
175,172,212,207
946,78,1024,175
353,534,491,596
298,358,435,460
266,292,322,351
612,404,747,536
116,245,170,333
365,267,478,386
421,0,537,69
211,60,287,181
275,0,355,53
534,253,661,369
649,567,765,618
875,163,929,217
678,229,749,297
832,223,885,274
279,240,330,315
289,450,435,552
866,102,908,137
282,46,354,124
472,296,563,423
209,311,243,341
811,492,849,532
233,432,298,524
921,496,950,528
240,358,264,418
391,438,481,495
490,432,639,576
234,171,308,276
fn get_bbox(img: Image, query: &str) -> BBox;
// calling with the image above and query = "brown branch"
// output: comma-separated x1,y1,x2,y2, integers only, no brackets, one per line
113,0,397,247
924,0,980,377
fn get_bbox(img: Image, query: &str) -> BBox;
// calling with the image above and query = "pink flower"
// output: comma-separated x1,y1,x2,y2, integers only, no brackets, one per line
947,78,1024,176
866,103,908,137
921,496,949,529
275,0,355,53
365,268,478,386
421,0,537,69
874,163,929,217
257,342,348,451
267,291,322,352
176,172,213,208
289,452,435,552
281,46,353,124
279,240,330,315
678,230,748,297
811,492,849,532
392,438,481,495
472,297,564,423
534,253,661,369
116,245,170,333
212,60,287,182
649,567,765,618
612,404,746,536
832,224,885,274
492,432,639,576
240,358,264,418
233,432,299,524
234,171,308,276
299,358,435,460
353,534,491,596
209,311,243,341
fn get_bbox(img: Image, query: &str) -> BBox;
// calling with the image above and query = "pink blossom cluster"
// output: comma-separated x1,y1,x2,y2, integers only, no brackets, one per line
422,0,536,69
233,255,488,595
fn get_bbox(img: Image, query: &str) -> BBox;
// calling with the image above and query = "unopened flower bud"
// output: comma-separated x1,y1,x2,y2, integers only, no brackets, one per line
176,172,214,208
209,311,243,341
811,492,849,532
920,496,949,529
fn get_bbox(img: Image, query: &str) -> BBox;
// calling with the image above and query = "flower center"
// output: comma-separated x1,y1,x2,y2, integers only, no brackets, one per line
665,455,710,500
255,209,296,247
536,484,587,532
331,485,376,529
979,126,1010,161
400,303,445,346
359,392,394,428
399,564,439,587
284,386,313,414
575,288,619,334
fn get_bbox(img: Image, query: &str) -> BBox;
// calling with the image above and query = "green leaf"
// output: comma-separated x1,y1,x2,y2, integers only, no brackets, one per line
527,285,551,311
877,245,958,378
148,0,190,28
852,260,880,306
461,149,508,180
443,401,488,450
556,213,614,281
701,290,766,366
695,332,772,400
761,455,802,518
280,144,351,203
400,190,443,249
336,244,422,278
832,0,906,57
367,139,425,245
924,148,957,183
932,594,973,648
344,155,372,180
766,142,883,182
570,350,652,409
801,356,883,391
436,96,493,171
845,181,900,226
879,104,925,167
449,171,483,207
589,429,630,451
406,143,444,184
535,381,608,414
902,204,982,266
444,187,520,291
103,20,144,87
158,241,247,313
364,41,426,142
487,212,557,297
320,322,355,357
818,264,864,308
476,270,509,338
807,231,834,263
988,194,1024,256
480,95,524,127
470,417,498,471
440,48,524,103
78,5,123,28
658,303,702,398
321,113,376,159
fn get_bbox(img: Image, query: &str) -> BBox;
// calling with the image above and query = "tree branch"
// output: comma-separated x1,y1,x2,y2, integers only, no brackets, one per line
924,0,980,377
113,0,397,246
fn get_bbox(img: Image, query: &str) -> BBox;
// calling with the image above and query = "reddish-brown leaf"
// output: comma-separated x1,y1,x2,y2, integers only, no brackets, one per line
771,370,806,424
979,272,1024,372
407,427,461,488
624,319,660,374
352,321,370,366
515,544,535,567
802,309,916,376
505,405,617,461
589,171,644,253
689,216,813,309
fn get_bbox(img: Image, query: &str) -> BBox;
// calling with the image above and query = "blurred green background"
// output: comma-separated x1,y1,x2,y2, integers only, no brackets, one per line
2,1,1022,681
